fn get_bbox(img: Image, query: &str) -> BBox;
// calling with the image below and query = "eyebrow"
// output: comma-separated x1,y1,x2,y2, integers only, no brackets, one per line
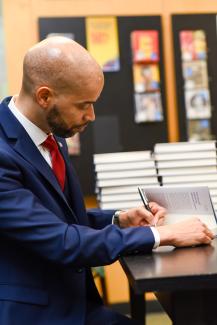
75,100,96,105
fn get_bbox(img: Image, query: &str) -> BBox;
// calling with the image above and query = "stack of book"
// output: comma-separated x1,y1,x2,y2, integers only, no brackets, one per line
154,141,217,211
94,151,160,210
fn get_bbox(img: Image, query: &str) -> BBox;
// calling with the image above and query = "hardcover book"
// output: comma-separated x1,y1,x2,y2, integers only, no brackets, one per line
156,158,217,169
154,140,216,153
140,186,217,233
95,160,156,172
96,168,157,180
155,150,217,161
94,150,153,164
96,176,159,188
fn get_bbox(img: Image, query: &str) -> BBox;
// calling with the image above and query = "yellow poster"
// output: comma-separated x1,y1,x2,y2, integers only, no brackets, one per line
86,17,120,72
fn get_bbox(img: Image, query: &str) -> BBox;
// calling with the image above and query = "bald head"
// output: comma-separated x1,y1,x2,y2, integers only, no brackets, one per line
22,36,103,96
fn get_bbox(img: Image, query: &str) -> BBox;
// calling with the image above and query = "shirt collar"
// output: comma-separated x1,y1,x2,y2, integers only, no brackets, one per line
8,96,48,147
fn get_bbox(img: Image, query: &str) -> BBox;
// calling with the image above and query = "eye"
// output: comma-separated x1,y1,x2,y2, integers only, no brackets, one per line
76,102,92,110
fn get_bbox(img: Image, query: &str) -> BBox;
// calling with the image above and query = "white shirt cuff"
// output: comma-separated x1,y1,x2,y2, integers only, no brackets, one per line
150,227,160,249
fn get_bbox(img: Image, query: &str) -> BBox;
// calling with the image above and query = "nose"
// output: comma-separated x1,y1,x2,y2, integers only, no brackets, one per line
86,105,95,122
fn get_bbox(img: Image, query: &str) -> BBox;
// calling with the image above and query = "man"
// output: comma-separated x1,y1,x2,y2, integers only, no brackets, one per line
0,36,213,325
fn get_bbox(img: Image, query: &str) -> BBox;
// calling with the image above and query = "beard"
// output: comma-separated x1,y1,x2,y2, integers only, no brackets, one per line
46,104,87,138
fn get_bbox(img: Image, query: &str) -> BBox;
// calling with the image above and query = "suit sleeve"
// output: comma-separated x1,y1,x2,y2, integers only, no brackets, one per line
0,151,155,268
86,208,115,229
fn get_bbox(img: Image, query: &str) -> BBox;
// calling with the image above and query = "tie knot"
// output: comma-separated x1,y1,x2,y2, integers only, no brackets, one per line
42,135,58,152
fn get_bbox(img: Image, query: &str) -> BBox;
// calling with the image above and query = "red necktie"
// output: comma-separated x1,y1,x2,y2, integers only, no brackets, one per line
42,135,66,190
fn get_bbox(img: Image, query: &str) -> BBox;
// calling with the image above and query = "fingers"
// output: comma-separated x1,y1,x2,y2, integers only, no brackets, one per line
124,206,154,227
192,218,215,241
125,203,167,228
155,215,165,226
139,219,148,226
202,223,215,240
158,217,215,247
149,202,166,214
150,202,166,226
139,207,154,225
183,219,213,246
203,235,213,244
136,206,158,226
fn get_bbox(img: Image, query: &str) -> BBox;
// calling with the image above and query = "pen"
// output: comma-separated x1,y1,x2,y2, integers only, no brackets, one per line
138,187,156,226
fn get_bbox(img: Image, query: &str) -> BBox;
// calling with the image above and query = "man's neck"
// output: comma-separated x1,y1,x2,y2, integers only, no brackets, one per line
14,94,50,134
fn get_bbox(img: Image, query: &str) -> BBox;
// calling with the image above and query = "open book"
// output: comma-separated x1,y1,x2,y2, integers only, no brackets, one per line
139,186,217,235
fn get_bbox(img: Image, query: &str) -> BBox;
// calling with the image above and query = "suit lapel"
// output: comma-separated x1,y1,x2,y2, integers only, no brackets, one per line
55,136,89,226
0,98,79,223
14,136,63,197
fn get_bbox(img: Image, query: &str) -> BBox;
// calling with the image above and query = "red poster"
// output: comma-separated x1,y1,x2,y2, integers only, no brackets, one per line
131,30,159,63
180,30,207,61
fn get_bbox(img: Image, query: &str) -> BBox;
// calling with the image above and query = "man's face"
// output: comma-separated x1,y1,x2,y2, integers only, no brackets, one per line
46,77,104,138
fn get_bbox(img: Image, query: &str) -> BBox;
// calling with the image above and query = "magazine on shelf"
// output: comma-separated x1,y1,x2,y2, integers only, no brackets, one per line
179,30,207,61
188,120,212,141
182,60,208,90
185,88,211,119
133,63,160,92
134,92,163,123
131,30,159,63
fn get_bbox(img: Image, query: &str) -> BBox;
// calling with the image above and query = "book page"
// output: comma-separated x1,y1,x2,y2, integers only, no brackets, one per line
164,213,217,231
141,186,217,231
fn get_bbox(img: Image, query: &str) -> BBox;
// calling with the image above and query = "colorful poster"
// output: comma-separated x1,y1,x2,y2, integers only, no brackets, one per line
185,88,211,119
0,9,7,100
85,17,120,72
180,30,207,61
131,30,159,63
66,133,80,156
134,92,163,123
182,60,208,89
133,64,160,92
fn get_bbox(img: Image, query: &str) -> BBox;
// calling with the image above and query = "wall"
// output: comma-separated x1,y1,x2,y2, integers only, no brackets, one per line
3,0,217,141
2,0,217,304
0,0,7,99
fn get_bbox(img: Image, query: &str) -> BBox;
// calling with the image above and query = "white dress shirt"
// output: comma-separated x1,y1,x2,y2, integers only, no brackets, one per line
8,96,52,167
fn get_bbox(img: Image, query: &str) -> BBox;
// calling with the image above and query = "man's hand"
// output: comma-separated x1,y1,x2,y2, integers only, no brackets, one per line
118,202,166,228
157,217,215,247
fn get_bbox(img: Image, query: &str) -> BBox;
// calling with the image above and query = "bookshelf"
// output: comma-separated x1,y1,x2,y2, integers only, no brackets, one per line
172,14,217,141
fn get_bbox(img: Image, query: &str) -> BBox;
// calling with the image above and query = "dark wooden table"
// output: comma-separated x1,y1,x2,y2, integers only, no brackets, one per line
120,238,217,325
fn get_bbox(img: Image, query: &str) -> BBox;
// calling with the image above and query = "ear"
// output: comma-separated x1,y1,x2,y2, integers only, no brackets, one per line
35,86,54,109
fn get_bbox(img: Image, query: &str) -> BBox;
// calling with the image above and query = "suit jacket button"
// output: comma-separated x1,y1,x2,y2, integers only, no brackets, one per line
77,268,84,273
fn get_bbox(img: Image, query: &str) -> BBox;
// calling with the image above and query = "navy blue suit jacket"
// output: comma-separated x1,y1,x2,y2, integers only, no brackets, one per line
0,97,155,324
